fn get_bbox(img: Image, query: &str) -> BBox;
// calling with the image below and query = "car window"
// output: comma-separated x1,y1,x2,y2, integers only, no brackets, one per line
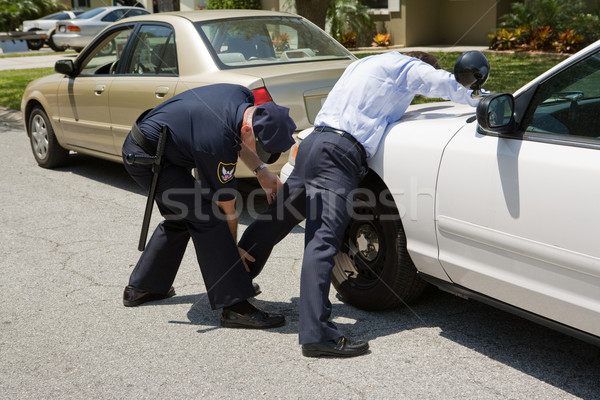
101,8,149,23
54,13,72,20
79,28,133,75
523,49,600,140
41,12,65,20
124,9,149,18
123,24,178,75
196,17,352,68
75,8,105,19
102,10,122,22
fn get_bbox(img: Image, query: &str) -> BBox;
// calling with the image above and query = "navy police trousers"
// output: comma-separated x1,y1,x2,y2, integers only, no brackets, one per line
122,134,255,310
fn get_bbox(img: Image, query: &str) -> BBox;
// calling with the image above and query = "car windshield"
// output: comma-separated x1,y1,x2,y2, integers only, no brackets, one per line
74,8,106,19
40,12,65,20
196,16,352,68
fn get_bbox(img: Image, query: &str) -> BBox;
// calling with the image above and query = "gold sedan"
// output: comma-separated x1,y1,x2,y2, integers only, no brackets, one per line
22,10,355,176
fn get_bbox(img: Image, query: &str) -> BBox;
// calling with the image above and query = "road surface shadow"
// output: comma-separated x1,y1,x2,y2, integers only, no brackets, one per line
160,285,600,398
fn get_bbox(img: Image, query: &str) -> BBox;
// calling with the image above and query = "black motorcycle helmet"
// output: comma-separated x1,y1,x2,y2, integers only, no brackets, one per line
454,51,490,93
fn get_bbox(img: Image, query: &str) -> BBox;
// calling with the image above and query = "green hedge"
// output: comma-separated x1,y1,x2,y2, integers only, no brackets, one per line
206,0,261,9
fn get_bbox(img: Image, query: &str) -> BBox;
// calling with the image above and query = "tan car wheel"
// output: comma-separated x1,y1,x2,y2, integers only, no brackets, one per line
29,106,69,168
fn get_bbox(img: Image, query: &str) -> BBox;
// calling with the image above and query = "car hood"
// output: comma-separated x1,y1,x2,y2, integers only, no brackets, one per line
369,101,477,173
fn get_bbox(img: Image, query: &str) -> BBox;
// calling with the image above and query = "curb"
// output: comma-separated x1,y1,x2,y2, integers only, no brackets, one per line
0,106,23,126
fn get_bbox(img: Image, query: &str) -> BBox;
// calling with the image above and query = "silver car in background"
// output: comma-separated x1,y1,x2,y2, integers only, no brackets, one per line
52,6,150,52
22,10,84,51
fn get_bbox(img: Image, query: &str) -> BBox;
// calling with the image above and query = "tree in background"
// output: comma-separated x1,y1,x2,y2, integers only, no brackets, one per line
0,0,64,31
295,0,330,30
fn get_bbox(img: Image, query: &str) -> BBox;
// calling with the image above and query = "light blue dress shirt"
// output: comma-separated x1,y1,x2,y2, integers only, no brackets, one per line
314,52,480,159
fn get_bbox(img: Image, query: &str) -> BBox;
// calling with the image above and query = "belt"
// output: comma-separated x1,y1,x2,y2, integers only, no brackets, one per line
314,126,366,157
131,122,157,156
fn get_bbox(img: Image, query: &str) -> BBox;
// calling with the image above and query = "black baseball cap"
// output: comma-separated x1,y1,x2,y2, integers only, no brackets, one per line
252,102,296,164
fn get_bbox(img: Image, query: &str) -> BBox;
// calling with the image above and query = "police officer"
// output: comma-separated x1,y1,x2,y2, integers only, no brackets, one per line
239,52,484,355
121,83,296,329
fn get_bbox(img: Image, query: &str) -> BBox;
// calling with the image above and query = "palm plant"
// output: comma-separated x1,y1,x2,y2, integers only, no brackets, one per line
0,0,64,31
500,0,586,32
327,0,374,47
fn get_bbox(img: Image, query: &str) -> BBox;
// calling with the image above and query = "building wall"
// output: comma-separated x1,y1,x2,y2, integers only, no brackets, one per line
404,0,440,46
372,0,509,47
438,0,498,46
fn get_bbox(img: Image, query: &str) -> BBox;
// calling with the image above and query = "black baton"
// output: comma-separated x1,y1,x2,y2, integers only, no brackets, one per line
125,125,168,251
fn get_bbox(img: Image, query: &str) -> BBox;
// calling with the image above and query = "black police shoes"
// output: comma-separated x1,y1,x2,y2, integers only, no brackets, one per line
252,282,261,296
301,336,369,358
221,307,285,329
123,285,175,307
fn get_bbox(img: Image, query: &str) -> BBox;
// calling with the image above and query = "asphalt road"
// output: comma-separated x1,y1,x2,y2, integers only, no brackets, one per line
1,110,600,398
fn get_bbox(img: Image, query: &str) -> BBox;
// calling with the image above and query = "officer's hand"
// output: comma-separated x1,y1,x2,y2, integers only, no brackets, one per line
256,168,282,204
238,247,255,272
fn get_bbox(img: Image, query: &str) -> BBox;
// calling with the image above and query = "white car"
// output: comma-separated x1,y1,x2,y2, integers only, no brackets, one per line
22,10,84,51
282,41,600,346
52,6,150,52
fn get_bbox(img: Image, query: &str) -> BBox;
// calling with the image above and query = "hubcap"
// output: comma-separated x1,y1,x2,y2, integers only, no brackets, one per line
355,223,379,262
31,114,49,160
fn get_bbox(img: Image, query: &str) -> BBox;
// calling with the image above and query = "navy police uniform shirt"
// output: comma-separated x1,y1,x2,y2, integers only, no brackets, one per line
138,84,254,202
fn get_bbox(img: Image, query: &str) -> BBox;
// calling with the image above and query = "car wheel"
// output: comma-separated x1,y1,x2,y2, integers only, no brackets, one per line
26,38,44,50
332,175,427,311
28,106,69,168
48,31,67,52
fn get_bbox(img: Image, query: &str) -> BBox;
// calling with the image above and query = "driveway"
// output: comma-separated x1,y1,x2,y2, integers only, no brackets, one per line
1,109,599,398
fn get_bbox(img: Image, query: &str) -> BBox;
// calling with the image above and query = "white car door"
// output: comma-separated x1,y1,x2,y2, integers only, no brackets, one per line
434,52,600,336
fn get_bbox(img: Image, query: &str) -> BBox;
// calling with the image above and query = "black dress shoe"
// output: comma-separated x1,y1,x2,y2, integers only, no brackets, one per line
302,336,369,358
221,307,285,329
252,282,261,296
123,285,175,307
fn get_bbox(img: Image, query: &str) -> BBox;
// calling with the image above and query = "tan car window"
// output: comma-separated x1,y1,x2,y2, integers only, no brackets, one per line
197,17,350,68
124,25,177,76
79,28,133,75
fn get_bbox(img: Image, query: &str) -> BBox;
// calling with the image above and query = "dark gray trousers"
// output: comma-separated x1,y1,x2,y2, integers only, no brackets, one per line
239,130,367,344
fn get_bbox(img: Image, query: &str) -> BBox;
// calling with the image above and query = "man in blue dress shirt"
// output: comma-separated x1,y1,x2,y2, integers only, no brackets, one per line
239,52,482,357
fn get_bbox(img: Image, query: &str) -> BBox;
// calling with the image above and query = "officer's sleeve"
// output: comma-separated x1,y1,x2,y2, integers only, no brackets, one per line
194,152,238,202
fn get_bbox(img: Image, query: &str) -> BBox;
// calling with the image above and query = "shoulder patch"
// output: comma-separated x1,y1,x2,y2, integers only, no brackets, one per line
217,162,236,183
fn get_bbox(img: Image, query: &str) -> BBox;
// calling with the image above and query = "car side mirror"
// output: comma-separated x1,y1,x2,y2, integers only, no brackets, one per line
476,93,516,135
55,59,75,76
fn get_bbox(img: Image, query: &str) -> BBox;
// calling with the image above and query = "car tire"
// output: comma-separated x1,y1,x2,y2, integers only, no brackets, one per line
332,174,427,311
28,106,69,168
26,31,44,51
48,31,67,52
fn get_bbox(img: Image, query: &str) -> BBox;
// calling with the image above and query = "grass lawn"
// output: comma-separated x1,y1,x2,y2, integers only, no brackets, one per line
0,51,568,111
356,51,567,104
0,51,74,58
0,67,54,110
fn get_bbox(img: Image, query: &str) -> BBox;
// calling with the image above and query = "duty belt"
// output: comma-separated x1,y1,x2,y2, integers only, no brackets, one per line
131,122,157,156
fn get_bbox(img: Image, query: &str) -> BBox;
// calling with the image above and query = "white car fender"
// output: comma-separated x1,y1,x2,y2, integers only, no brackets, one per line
369,102,476,280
